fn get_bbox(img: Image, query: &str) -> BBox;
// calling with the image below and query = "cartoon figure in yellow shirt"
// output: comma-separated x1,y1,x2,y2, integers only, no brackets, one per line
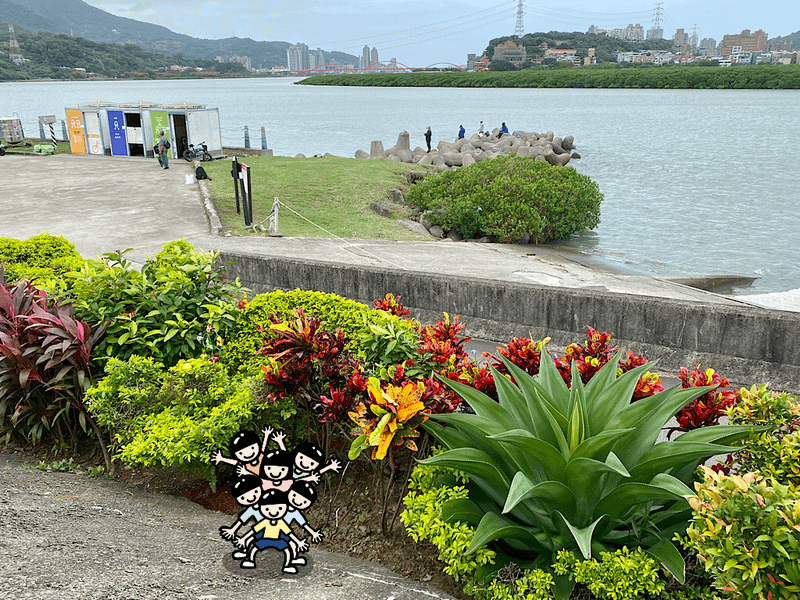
234,489,308,573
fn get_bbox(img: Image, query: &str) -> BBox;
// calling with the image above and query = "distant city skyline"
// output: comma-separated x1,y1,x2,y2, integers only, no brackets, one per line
81,0,797,67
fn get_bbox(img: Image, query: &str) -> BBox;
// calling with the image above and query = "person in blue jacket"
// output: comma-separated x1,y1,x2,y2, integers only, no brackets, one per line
500,122,509,135
457,125,465,139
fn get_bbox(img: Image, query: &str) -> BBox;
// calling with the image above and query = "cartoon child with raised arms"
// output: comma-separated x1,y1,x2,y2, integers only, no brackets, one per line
210,426,271,476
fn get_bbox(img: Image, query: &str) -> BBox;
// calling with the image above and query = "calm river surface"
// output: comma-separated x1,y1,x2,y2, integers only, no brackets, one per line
2,78,799,301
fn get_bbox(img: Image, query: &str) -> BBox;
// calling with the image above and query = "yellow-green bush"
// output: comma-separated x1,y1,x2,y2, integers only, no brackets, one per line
86,356,294,483
683,467,800,600
728,384,800,487
0,233,84,286
553,548,666,600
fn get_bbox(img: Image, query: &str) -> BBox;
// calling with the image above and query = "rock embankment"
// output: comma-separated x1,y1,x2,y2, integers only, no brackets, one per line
355,130,579,168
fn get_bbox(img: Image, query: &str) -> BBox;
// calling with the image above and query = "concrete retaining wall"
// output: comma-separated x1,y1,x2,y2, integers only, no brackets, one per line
219,251,800,393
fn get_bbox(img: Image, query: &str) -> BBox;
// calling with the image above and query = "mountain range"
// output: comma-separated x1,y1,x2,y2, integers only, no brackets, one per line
0,0,359,69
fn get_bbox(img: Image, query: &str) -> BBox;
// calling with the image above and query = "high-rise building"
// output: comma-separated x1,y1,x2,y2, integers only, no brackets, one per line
720,29,767,58
672,29,689,53
287,43,310,71
624,24,644,42
647,26,663,40
309,48,325,70
370,47,379,69
362,45,370,70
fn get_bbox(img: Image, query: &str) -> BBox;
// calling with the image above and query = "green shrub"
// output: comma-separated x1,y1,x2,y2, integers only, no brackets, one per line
87,357,294,484
683,467,800,599
67,242,242,369
553,547,666,600
83,355,167,449
222,289,413,373
419,352,757,599
0,233,84,287
406,155,602,243
727,384,800,487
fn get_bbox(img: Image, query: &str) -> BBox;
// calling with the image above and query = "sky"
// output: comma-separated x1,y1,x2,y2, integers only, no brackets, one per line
82,0,798,67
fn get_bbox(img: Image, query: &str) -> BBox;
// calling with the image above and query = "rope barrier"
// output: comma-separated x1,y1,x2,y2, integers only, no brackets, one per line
271,199,408,270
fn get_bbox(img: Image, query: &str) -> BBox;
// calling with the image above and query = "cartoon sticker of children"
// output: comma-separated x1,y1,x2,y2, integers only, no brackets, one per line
291,441,342,480
259,449,296,492
210,427,271,477
235,489,309,572
285,479,324,552
218,474,264,560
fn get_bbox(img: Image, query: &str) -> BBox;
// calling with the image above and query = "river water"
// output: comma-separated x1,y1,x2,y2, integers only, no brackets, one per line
1,77,799,306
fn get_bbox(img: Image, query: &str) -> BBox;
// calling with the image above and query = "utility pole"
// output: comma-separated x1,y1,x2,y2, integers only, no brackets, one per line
514,0,525,37
8,20,24,66
653,3,663,29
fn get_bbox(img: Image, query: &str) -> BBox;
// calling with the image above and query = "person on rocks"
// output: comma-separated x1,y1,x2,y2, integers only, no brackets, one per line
500,122,509,135
424,126,432,152
479,120,484,133
457,125,465,139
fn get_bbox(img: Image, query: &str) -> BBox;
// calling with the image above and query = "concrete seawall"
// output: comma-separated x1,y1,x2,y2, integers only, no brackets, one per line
219,251,800,394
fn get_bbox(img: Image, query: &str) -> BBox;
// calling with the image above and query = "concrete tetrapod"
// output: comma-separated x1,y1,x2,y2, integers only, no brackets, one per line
354,129,577,168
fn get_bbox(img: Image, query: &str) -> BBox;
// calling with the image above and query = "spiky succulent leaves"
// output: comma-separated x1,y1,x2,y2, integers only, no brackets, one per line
422,348,757,585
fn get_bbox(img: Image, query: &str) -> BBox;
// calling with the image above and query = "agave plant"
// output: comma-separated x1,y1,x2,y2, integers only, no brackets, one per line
420,351,758,599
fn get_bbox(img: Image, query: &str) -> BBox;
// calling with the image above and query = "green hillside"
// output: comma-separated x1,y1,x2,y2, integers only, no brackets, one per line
0,27,249,80
0,0,358,69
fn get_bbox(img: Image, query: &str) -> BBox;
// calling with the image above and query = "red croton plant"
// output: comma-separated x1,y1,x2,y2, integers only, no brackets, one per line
0,267,110,466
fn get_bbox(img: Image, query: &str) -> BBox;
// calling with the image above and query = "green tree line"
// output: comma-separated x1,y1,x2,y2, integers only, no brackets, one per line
298,64,800,89
0,27,249,80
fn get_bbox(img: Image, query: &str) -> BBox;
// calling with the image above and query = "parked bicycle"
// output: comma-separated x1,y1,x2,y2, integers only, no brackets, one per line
183,141,212,162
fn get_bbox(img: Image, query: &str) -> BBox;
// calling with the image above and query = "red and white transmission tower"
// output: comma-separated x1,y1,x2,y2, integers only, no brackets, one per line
514,0,525,37
8,21,24,66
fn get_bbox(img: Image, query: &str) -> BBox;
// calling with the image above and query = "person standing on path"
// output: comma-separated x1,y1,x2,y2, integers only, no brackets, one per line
424,126,432,152
158,130,170,169
458,125,465,140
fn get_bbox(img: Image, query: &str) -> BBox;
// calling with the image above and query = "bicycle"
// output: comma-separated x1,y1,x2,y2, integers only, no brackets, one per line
183,141,212,162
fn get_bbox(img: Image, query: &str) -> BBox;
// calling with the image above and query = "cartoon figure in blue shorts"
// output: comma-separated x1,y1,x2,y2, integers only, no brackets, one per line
218,474,265,560
235,489,308,572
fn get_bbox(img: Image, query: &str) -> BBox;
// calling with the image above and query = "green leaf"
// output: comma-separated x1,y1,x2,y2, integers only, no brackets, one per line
489,428,567,477
629,441,736,482
441,498,484,527
420,448,510,489
647,538,686,583
558,512,606,559
593,473,693,521
466,511,543,556
503,472,576,516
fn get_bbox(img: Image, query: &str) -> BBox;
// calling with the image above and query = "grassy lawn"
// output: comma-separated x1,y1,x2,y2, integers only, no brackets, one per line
202,155,433,239
1,139,72,154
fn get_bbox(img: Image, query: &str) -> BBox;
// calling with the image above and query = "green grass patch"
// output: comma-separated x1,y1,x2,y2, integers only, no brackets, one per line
1,139,72,154
202,155,434,239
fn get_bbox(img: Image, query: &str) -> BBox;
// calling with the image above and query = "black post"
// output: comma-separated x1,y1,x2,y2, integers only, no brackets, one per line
246,163,253,226
231,157,241,215
239,162,252,226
